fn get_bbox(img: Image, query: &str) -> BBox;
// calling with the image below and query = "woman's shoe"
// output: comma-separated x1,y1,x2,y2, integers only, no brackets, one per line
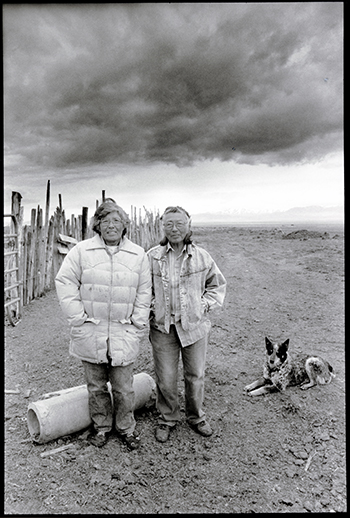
89,430,109,447
123,431,141,450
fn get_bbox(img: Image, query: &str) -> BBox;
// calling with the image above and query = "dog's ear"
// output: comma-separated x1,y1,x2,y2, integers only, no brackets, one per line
281,339,290,351
277,339,290,362
265,337,273,354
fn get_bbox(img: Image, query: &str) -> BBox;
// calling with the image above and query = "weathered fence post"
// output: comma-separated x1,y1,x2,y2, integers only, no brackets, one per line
45,218,55,291
34,206,43,298
21,225,28,305
27,208,37,301
41,180,51,294
52,198,63,280
82,207,89,240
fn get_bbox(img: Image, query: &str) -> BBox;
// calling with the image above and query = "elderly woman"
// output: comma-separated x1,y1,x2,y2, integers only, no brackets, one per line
55,199,152,449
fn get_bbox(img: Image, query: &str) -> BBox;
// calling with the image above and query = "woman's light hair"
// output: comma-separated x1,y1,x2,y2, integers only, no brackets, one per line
92,198,130,236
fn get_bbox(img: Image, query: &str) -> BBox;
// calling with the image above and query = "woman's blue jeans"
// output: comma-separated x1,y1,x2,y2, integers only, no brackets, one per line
82,359,136,435
150,325,208,427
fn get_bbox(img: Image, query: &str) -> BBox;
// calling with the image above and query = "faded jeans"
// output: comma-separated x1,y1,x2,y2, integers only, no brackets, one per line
82,359,136,435
150,324,208,427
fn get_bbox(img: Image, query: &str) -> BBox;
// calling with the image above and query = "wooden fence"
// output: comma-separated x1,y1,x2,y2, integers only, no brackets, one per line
4,181,162,325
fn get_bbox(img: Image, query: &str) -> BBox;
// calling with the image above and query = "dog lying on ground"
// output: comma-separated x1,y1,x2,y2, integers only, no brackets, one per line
244,337,335,396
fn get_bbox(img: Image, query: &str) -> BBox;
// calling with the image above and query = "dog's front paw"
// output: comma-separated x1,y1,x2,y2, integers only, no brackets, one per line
300,381,315,390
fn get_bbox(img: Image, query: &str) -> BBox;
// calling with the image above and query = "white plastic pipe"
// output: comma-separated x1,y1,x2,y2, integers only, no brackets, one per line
27,372,156,444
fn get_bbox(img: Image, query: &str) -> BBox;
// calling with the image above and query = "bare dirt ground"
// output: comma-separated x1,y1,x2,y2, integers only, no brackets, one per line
4,225,345,514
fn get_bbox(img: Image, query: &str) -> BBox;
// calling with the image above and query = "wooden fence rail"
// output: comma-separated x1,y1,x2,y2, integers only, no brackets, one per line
4,181,162,325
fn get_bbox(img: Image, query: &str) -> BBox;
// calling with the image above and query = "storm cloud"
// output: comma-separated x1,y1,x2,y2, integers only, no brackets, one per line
4,2,343,177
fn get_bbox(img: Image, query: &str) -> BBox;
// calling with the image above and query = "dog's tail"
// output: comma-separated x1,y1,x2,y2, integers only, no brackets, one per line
307,358,335,385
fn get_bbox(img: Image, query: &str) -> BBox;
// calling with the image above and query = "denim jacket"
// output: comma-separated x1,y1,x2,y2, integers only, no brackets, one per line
147,242,226,343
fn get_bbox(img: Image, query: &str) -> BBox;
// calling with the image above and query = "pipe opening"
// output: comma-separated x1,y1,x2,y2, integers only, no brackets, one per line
27,408,41,441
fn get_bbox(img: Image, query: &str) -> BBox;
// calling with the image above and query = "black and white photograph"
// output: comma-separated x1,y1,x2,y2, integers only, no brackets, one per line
4,3,344,514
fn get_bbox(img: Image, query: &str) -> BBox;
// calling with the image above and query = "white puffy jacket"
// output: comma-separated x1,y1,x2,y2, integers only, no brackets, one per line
55,234,152,366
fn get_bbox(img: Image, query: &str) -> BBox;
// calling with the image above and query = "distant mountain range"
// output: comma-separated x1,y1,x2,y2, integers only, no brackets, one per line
191,205,344,224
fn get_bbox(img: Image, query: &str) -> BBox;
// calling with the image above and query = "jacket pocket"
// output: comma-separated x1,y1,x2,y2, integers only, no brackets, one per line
121,324,140,364
70,322,97,361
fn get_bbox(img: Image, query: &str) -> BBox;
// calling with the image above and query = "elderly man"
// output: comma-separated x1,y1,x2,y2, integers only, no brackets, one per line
147,206,226,442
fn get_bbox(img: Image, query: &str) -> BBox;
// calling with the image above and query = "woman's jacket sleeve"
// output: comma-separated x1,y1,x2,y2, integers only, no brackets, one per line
55,246,87,327
130,253,152,329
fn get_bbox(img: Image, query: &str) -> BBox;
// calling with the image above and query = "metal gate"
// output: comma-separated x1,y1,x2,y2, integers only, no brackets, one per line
4,213,22,326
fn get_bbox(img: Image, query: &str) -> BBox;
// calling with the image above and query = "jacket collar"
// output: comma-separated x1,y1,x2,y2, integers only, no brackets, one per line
85,234,138,255
157,242,193,259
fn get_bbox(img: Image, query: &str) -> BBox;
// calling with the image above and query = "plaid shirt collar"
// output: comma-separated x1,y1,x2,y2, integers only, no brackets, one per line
162,242,193,257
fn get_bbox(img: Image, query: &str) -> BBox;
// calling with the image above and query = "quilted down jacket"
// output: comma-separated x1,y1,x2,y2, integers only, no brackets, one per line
55,234,152,366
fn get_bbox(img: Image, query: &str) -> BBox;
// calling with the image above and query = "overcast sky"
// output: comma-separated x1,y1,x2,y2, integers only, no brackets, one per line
3,3,343,222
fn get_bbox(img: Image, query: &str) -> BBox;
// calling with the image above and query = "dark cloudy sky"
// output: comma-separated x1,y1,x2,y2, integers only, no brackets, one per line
3,3,343,221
